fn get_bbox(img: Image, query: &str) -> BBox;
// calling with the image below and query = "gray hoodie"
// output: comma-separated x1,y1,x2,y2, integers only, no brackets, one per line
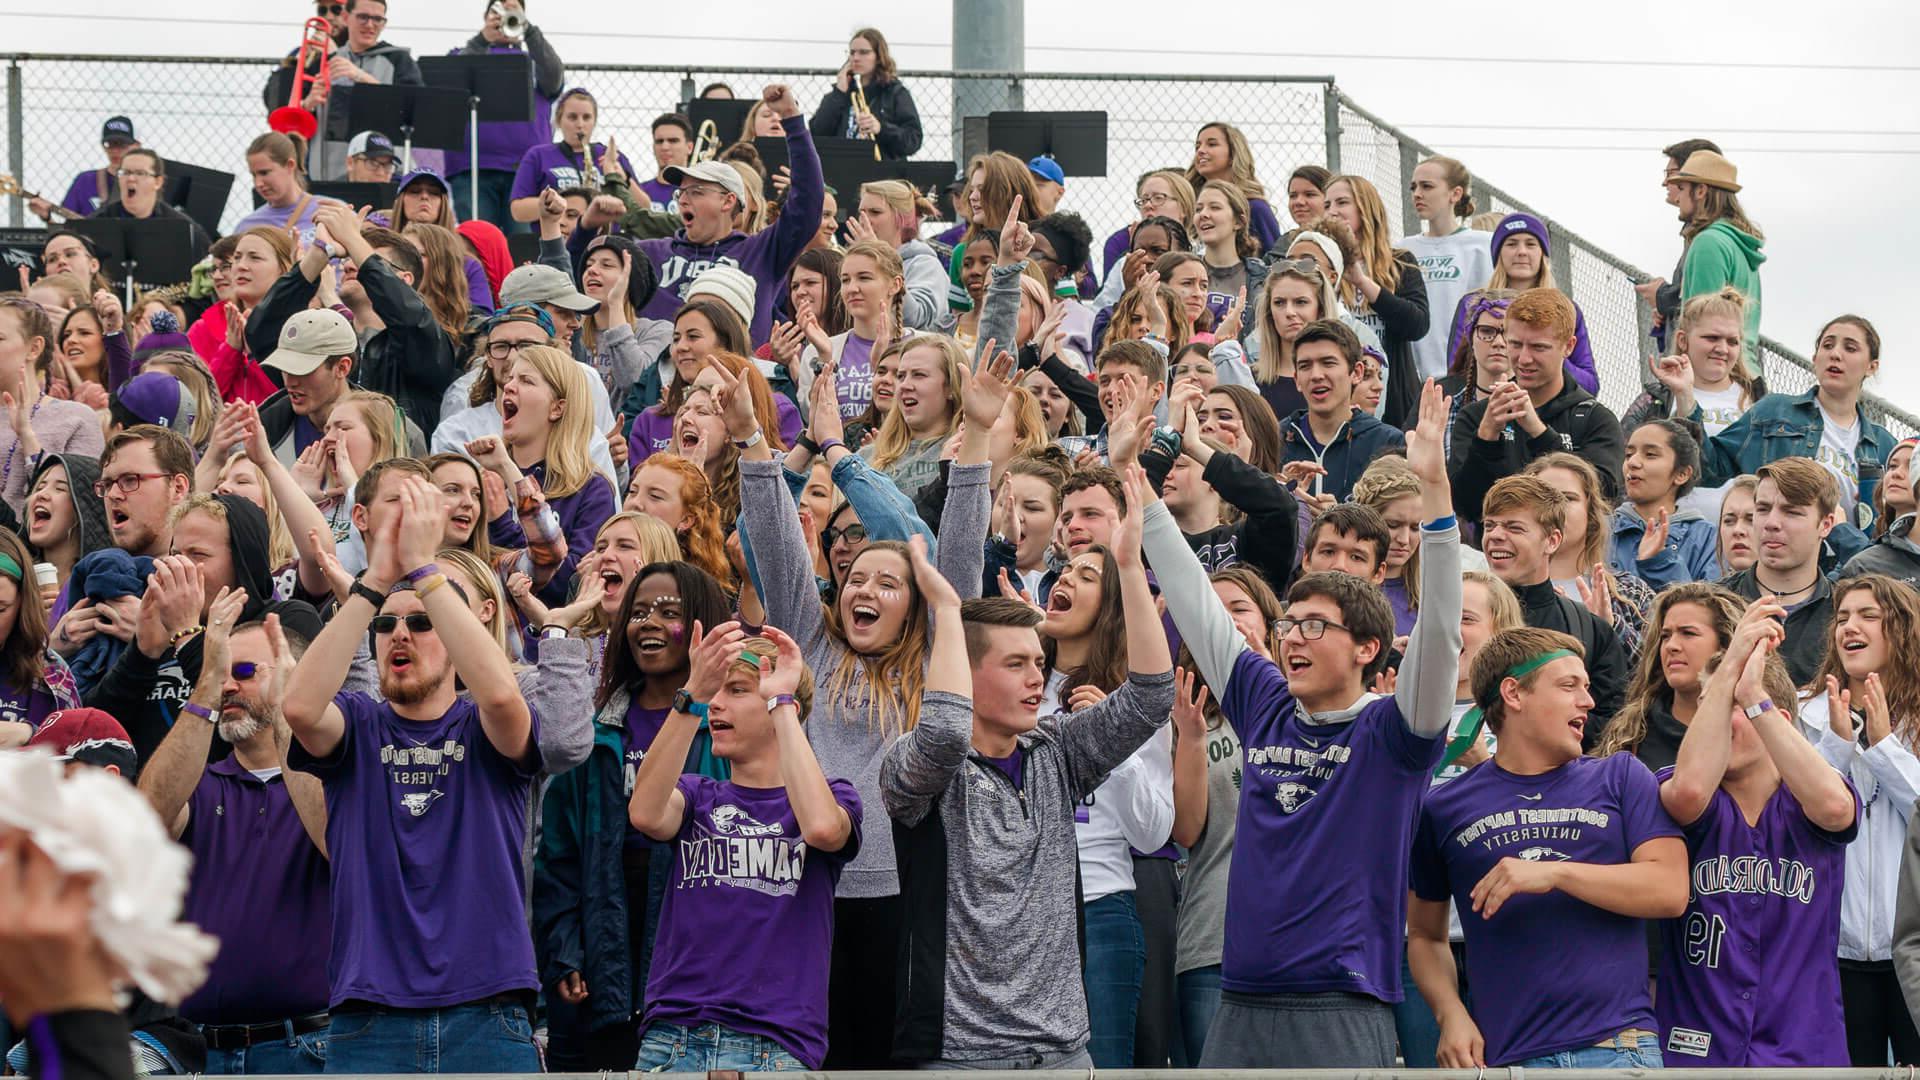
899,238,951,332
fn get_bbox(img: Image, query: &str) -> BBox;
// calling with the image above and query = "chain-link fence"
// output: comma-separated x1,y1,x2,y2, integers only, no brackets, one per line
1,53,1908,437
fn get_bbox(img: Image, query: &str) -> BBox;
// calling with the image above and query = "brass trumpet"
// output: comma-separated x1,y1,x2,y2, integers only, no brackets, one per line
850,73,882,161
691,119,721,164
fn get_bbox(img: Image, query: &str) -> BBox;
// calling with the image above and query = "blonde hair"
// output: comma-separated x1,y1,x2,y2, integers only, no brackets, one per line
512,345,597,500
437,546,514,659
858,180,936,243
332,390,403,490
1326,175,1403,294
869,336,967,473
1198,179,1259,260
140,351,221,452
1676,286,1758,406
1463,570,1523,636
1716,475,1759,572
575,512,684,640
1353,458,1424,610
1109,282,1189,358
1187,122,1266,201
841,238,907,328
1139,169,1197,230
1254,261,1339,384
1487,234,1558,292
218,456,296,572
728,160,769,232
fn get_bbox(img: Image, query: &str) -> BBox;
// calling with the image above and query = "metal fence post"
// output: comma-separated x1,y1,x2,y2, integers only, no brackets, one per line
1322,84,1340,173
1547,221,1573,294
1397,137,1417,239
7,61,22,229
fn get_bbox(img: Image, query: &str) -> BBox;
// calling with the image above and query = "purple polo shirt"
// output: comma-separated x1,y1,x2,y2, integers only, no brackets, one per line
510,142,638,201
642,775,861,1069
1654,769,1857,1067
289,692,543,1009
1218,648,1443,1001
1412,752,1683,1065
180,758,332,1025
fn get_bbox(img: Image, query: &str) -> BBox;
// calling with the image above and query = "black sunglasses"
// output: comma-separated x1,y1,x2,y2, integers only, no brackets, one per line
823,523,868,548
316,2,343,12
370,613,434,636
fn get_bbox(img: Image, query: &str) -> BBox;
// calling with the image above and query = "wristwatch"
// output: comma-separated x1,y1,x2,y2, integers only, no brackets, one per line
1150,425,1183,459
349,578,386,609
671,688,709,718
1742,699,1776,720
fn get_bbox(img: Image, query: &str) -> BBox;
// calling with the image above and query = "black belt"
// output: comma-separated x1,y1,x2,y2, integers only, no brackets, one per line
200,1012,330,1050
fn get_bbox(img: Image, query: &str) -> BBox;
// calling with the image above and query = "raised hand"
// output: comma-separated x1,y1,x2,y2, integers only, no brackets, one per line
1573,563,1615,626
290,442,329,504
465,435,514,476
844,210,878,244
308,528,353,603
1172,667,1210,742
1217,286,1247,340
767,320,806,368
1404,378,1449,488
1862,672,1893,747
757,625,808,698
997,567,1043,613
795,296,832,360
1067,684,1108,712
90,289,124,335
1112,464,1149,569
960,339,1017,431
706,359,759,443
608,414,629,471
504,570,553,628
538,187,566,230
808,357,847,446
907,533,962,611
1825,675,1855,743
762,83,800,120
201,585,249,676
394,478,447,575
998,195,1033,265
685,619,749,702
598,135,624,181
1635,508,1671,563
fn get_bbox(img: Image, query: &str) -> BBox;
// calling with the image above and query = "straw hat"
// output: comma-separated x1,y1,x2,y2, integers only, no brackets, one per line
1669,150,1741,193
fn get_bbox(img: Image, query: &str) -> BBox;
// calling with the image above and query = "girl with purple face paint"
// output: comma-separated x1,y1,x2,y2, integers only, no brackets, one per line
532,560,737,1071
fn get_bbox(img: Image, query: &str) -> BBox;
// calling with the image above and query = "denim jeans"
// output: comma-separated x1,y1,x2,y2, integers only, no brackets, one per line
203,1027,327,1074
324,1001,540,1073
1515,1032,1663,1069
1174,965,1221,1067
1081,891,1145,1069
449,169,524,234
634,1022,804,1072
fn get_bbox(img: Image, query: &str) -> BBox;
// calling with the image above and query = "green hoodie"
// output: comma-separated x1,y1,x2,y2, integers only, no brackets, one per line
1682,218,1766,374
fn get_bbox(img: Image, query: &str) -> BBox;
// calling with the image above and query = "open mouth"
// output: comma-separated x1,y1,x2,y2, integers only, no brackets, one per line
1842,638,1870,654
449,512,473,532
1048,590,1073,614
30,504,52,526
501,398,520,422
388,651,414,674
678,427,701,450
634,631,669,655
681,209,697,227
1568,715,1586,738
849,602,880,631
709,717,733,733
1285,654,1312,675
109,508,131,530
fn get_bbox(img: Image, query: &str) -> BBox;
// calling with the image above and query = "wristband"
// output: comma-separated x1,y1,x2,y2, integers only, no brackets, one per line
732,428,764,450
795,433,821,457
168,625,206,649
817,438,846,458
181,702,215,725
1422,514,1457,532
401,562,442,587
414,573,450,599
1742,698,1776,721
349,579,387,610
540,624,571,640
767,693,799,714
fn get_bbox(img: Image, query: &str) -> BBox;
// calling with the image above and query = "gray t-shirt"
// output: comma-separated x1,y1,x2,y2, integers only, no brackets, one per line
1175,716,1242,974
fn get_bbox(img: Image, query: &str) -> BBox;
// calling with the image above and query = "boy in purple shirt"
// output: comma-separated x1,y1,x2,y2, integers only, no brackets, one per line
1140,381,1465,1068
628,621,859,1072
1409,627,1689,1069
283,475,543,1074
1655,600,1858,1066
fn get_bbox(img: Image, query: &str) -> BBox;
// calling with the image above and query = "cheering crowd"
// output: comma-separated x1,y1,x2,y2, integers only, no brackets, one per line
4,4,1920,1077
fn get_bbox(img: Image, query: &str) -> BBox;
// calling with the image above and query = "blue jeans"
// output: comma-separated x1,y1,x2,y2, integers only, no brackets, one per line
450,169,524,234
1516,1032,1663,1069
323,1001,540,1073
1175,965,1221,1067
1081,891,1144,1069
634,1022,804,1072
203,1027,328,1074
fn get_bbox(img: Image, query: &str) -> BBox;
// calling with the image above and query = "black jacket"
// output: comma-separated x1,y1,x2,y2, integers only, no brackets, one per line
1842,516,1920,591
1142,443,1301,595
808,77,923,159
247,256,461,433
1450,376,1626,525
1511,579,1629,747
1361,250,1431,430
262,40,422,144
1724,566,1835,686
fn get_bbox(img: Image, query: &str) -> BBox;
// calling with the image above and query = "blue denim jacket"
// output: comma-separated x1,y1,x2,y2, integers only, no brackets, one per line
1701,388,1894,514
735,451,935,601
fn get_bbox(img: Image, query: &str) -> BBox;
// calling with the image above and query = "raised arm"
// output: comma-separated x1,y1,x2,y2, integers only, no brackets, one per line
1396,379,1464,735
629,620,748,840
1168,669,1211,849
936,343,1016,598
720,360,828,644
880,536,974,826
763,625,854,852
974,196,1031,364
1663,602,1783,825
138,587,246,838
238,402,340,598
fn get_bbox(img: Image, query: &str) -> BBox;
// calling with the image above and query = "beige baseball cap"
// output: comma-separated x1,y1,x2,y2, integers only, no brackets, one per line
263,309,358,376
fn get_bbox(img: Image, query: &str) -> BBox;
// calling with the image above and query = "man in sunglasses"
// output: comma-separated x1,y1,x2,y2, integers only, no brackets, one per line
262,0,422,180
139,608,332,1075
284,475,543,1073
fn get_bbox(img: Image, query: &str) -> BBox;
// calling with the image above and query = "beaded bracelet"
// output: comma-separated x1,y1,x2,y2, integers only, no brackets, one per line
169,624,206,649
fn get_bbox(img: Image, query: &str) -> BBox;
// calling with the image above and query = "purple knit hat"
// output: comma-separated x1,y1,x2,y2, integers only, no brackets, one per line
132,310,192,362
114,372,196,433
1491,212,1549,263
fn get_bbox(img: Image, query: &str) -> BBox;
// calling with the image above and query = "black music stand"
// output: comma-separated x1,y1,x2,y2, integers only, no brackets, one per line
507,231,542,268
418,54,536,214
160,160,234,240
0,228,46,282
687,98,755,150
987,111,1109,177
753,136,896,213
348,84,468,175
68,217,200,304
310,180,397,213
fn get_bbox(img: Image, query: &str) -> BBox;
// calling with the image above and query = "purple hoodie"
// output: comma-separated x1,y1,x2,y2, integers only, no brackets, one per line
630,114,823,344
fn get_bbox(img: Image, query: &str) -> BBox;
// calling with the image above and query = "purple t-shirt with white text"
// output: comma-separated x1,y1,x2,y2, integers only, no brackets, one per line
1218,648,1443,1000
1653,768,1856,1067
1411,752,1683,1065
628,406,677,468
510,142,639,201
834,333,875,422
642,775,861,1068
289,692,542,1009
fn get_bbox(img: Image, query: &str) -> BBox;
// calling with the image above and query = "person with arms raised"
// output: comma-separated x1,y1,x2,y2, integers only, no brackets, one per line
1140,380,1463,1068
282,476,543,1073
1722,457,1841,684
1408,626,1687,1070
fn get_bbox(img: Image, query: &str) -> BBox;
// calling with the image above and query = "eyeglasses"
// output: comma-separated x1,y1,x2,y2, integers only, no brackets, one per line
1275,617,1353,641
230,662,262,681
1472,324,1505,343
485,339,539,361
370,613,434,636
116,169,157,181
350,11,386,24
678,184,725,200
93,472,171,497
823,523,868,548
1133,192,1173,211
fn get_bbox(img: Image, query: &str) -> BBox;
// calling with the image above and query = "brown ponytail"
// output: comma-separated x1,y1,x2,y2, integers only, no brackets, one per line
247,131,310,184
1422,155,1475,217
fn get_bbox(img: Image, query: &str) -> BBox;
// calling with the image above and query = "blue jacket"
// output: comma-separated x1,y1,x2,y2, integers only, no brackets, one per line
1278,408,1406,503
1608,505,1719,589
531,686,728,1036
1700,388,1895,513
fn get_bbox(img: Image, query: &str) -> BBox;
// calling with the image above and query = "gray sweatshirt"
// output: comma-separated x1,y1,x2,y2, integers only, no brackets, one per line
881,674,1177,1063
900,238,952,332
739,456,990,898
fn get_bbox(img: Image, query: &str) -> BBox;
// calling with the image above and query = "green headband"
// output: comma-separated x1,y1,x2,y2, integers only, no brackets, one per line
0,553,20,582
1434,649,1579,774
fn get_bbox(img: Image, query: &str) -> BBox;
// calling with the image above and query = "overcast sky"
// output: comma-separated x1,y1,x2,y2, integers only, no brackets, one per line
8,0,1915,411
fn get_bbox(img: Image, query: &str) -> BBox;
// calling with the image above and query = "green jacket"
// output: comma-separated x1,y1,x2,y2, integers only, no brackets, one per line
1681,219,1765,374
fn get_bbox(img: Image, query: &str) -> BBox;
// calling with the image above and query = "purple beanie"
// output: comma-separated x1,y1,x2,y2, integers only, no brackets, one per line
1491,212,1549,262
114,372,196,434
133,310,193,362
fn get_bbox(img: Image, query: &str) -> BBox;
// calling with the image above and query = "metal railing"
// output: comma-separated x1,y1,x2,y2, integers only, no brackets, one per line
0,53,1906,437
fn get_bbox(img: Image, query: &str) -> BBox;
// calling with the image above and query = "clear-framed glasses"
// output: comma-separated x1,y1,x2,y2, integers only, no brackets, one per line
1275,617,1351,641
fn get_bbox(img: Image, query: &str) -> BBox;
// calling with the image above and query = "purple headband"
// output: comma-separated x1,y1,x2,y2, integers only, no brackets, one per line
1465,294,1512,324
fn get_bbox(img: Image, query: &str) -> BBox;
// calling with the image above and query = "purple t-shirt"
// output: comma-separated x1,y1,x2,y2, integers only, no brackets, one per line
180,759,332,1024
642,775,862,1068
1653,769,1857,1067
833,333,875,422
0,682,59,731
289,691,542,1008
62,168,115,217
510,142,639,201
639,177,677,207
623,701,672,848
1218,648,1443,1000
1411,752,1683,1065
628,406,677,467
